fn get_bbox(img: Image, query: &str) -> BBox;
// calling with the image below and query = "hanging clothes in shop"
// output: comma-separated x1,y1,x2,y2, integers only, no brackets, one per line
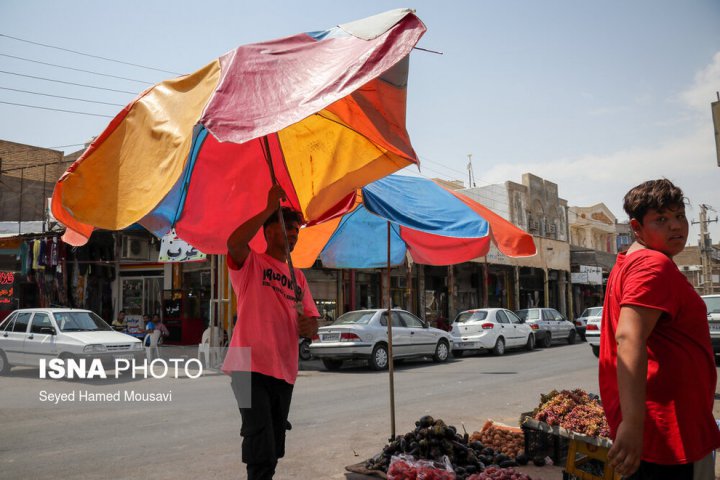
32,240,42,270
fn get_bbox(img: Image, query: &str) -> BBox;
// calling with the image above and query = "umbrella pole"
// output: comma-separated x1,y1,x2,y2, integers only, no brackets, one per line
261,136,301,302
387,221,396,440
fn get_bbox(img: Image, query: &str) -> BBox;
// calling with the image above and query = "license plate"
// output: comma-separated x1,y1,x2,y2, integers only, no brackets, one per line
322,333,340,342
710,324,720,331
114,354,135,361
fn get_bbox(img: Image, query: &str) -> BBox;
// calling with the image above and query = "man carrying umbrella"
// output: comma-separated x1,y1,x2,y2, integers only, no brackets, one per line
225,184,320,480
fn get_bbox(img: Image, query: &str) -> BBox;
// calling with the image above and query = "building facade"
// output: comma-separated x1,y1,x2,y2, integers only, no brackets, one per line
568,204,617,318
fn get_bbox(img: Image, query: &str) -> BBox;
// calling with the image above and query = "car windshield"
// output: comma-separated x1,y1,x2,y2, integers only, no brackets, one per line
55,311,112,332
581,307,603,317
703,297,720,315
332,311,375,325
516,309,539,321
454,311,488,323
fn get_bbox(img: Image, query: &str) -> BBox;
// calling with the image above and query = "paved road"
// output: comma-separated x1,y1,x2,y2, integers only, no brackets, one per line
0,342,610,479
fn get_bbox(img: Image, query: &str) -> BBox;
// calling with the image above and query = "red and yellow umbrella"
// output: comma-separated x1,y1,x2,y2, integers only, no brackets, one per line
52,9,426,253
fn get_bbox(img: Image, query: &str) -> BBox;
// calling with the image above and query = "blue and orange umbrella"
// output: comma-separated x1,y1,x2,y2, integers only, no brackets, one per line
293,175,537,268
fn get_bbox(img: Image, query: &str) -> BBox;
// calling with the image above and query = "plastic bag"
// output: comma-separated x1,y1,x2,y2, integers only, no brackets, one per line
387,454,456,480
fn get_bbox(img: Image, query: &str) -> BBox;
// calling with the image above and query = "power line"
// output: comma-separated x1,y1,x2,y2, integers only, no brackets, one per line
0,100,113,118
0,33,182,76
0,53,154,84
0,70,138,94
0,86,125,106
419,153,504,190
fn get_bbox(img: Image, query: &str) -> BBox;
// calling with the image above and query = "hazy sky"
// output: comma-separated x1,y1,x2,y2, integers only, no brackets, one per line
2,1,719,242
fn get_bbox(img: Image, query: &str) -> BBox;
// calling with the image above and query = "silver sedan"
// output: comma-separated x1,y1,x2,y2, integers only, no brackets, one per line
309,309,452,371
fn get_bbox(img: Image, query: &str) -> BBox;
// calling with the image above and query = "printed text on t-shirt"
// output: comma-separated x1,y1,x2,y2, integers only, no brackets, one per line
262,268,298,301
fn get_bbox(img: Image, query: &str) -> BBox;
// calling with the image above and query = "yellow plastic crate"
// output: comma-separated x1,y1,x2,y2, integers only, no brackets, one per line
563,437,621,480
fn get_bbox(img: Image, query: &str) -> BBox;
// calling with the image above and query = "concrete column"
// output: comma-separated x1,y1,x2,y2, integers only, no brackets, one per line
406,259,414,313
337,270,344,316
558,270,567,317
447,265,456,320
543,268,549,307
567,273,574,320
513,266,520,311
417,264,426,321
482,259,489,307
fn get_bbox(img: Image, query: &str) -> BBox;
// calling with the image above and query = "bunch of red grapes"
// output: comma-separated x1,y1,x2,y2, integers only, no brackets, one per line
532,389,609,437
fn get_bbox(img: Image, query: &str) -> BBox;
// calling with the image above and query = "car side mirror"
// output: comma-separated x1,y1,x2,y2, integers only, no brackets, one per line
518,319,525,324
40,326,56,335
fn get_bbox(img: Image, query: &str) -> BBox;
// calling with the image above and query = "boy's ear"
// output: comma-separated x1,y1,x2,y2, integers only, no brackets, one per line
629,218,642,235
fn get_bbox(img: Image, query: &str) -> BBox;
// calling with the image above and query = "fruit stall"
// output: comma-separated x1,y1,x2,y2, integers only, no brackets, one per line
345,389,619,480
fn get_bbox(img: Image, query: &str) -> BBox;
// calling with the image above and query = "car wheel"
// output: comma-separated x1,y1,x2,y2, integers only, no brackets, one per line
299,339,312,361
542,333,552,348
492,337,505,356
525,334,535,351
567,330,577,345
433,340,449,362
368,343,389,371
322,358,343,371
451,350,464,358
591,344,600,358
0,350,10,375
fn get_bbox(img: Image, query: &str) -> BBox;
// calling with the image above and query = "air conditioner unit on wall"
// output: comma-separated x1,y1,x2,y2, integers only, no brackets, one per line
121,236,150,260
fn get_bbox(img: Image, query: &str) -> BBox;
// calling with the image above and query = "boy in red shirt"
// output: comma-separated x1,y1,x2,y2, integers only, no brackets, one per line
224,185,319,480
600,179,720,479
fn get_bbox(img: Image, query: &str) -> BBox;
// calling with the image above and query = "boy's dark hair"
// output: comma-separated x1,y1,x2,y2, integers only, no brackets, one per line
623,179,685,224
263,207,303,230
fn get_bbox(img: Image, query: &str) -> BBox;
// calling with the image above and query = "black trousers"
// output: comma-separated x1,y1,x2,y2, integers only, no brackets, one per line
230,372,294,480
625,460,693,480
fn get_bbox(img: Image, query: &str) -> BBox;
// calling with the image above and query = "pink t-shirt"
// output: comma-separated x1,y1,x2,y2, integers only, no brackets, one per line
222,250,319,384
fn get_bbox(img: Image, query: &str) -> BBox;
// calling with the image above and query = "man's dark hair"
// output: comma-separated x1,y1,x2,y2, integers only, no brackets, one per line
623,179,685,224
263,207,303,230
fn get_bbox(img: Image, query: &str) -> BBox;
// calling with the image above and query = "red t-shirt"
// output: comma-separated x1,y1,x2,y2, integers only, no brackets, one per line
222,250,319,384
599,249,720,464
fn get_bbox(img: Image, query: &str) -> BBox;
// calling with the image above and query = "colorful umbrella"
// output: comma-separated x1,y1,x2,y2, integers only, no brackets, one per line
293,175,537,268
293,174,536,438
51,9,426,253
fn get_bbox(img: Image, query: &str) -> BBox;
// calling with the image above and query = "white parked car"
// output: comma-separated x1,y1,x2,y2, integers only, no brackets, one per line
309,309,452,371
575,307,603,342
450,308,535,357
701,295,720,362
585,307,603,357
0,308,145,374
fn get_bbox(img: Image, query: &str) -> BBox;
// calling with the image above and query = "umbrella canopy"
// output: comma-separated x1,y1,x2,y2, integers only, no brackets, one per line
51,9,426,253
293,175,537,268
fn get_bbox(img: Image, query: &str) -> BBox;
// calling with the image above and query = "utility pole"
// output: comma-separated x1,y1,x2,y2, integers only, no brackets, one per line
692,204,718,294
466,154,476,188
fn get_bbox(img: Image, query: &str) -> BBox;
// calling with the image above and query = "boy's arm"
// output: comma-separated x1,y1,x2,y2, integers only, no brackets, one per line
227,185,285,267
607,305,660,477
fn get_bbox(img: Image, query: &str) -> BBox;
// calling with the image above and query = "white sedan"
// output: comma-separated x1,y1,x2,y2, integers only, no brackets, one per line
585,308,603,357
0,308,145,374
309,309,452,371
450,308,535,357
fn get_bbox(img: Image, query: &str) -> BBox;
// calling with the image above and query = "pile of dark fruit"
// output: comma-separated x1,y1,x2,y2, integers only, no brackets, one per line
467,466,536,480
366,416,534,480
